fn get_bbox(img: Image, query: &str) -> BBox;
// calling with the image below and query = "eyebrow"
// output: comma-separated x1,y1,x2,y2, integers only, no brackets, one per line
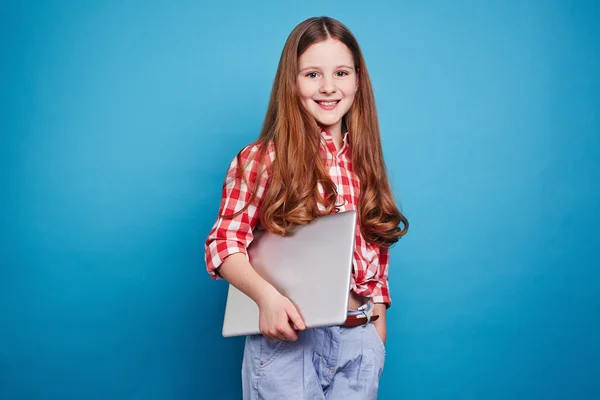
299,65,355,73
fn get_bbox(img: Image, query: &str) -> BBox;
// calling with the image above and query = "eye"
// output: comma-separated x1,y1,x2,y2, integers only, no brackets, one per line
336,71,349,77
306,72,318,78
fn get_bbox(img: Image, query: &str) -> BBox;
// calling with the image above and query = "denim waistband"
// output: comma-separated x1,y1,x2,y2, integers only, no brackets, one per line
346,300,374,317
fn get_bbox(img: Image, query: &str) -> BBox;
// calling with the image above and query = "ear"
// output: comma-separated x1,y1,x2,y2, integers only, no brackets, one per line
355,68,360,93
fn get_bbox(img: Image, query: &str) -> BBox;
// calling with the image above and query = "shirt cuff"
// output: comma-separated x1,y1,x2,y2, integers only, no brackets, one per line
370,281,392,308
206,240,248,280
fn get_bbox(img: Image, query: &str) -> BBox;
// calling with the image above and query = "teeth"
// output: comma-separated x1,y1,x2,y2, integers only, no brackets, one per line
319,101,338,106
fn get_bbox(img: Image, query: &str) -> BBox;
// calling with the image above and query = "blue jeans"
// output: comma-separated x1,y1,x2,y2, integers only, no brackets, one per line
241,315,386,399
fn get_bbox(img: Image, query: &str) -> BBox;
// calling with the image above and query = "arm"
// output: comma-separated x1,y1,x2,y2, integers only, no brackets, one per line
372,303,387,345
205,144,304,340
219,253,305,341
371,245,391,345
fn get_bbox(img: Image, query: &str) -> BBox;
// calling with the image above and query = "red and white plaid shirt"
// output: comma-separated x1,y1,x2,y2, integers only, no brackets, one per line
205,129,392,306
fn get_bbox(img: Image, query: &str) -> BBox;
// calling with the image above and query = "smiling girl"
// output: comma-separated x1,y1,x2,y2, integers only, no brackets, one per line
205,16,408,399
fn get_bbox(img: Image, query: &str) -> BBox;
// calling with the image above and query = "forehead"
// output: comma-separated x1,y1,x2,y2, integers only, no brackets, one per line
298,38,354,68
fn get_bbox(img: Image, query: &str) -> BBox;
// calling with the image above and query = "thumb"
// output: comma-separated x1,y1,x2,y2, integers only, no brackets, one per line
286,303,306,331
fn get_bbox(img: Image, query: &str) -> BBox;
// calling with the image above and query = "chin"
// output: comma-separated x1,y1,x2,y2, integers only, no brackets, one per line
314,117,342,128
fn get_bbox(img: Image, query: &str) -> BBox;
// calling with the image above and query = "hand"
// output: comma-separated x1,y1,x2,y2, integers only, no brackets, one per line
256,288,306,341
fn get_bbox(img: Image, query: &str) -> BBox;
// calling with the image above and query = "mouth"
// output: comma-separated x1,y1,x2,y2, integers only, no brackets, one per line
314,100,340,110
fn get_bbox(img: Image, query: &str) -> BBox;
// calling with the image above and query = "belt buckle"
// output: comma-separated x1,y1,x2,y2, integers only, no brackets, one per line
357,301,374,324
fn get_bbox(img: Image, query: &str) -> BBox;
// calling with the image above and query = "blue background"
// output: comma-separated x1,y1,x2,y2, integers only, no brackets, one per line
2,1,599,399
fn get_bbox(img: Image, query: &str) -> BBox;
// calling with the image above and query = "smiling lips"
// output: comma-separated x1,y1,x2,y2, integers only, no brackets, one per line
315,100,341,110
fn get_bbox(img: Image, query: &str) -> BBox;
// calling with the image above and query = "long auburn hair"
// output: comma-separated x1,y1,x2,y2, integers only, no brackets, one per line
228,16,408,246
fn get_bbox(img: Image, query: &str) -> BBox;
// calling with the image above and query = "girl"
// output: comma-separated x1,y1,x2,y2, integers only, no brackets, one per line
205,16,408,399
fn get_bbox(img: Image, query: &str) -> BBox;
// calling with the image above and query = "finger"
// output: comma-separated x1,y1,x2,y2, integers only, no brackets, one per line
286,330,299,342
260,326,273,340
263,328,278,341
286,305,306,331
279,323,299,342
274,332,287,341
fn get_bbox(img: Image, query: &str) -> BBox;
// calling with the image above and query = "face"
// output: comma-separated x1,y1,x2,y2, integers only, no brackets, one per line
297,38,358,136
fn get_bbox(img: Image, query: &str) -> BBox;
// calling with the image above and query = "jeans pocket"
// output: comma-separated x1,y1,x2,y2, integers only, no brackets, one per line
369,324,386,355
252,335,288,368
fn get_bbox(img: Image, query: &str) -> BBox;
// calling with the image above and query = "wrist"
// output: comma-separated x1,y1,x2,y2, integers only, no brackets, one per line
255,282,280,308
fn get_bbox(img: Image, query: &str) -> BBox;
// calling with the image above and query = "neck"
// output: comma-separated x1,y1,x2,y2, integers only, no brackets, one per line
331,130,343,151
323,122,344,151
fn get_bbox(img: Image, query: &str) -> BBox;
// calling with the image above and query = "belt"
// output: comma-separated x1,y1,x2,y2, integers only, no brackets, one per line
342,313,379,327
341,301,379,327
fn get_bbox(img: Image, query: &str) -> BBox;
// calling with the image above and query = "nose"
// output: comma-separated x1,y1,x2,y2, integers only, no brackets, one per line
319,76,337,94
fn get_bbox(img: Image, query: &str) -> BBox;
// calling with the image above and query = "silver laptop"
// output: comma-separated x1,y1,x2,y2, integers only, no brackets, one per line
222,210,357,337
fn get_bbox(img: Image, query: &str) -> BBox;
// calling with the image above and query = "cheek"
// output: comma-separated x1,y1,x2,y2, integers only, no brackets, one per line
340,80,358,96
297,80,314,100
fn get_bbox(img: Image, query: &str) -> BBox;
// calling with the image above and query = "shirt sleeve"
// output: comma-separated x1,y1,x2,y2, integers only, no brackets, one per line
370,244,392,307
204,143,273,280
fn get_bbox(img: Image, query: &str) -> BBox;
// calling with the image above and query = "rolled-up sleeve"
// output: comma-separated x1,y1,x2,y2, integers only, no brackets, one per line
204,143,273,279
370,245,392,307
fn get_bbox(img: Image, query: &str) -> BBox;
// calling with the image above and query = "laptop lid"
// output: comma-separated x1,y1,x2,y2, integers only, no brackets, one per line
222,210,357,337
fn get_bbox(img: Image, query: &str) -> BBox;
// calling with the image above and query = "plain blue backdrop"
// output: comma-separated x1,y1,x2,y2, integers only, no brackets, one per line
2,1,599,399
